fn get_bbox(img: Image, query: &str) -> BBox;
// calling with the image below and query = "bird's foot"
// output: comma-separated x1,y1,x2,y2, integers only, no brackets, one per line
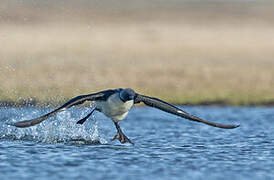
112,131,134,145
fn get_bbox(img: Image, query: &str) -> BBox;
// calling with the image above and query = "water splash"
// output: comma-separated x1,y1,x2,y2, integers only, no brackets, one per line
0,106,107,145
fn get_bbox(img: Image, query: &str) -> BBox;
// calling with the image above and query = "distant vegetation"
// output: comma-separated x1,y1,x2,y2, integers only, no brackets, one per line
1,0,274,106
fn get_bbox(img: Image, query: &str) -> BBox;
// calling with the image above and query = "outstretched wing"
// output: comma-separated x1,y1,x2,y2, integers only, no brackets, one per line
10,90,116,128
134,94,239,129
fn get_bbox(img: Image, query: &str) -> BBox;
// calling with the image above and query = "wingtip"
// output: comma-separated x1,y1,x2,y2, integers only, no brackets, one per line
228,124,240,129
76,120,84,125
216,123,240,129
234,124,240,128
6,121,31,128
6,122,18,127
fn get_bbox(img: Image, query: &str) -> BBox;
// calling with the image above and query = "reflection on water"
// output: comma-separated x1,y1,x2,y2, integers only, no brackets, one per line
0,106,274,180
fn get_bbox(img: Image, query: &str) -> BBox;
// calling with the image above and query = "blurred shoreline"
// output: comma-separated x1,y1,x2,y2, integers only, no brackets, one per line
1,99,274,108
1,1,274,106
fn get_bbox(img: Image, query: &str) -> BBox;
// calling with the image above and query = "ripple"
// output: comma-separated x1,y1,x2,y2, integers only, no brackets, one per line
0,106,274,180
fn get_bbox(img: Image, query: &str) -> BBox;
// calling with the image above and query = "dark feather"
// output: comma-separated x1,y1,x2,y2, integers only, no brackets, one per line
134,94,239,129
76,108,96,125
10,90,116,128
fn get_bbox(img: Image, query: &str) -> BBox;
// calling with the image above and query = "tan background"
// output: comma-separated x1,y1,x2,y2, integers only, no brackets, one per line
1,0,274,105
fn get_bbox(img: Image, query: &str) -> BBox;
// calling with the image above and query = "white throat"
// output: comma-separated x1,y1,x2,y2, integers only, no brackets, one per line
95,93,134,122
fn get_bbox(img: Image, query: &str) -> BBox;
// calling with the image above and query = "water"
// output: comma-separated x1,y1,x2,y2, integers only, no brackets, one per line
0,106,274,180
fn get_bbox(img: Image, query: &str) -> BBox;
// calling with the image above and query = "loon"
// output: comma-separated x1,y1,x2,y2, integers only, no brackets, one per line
10,88,239,144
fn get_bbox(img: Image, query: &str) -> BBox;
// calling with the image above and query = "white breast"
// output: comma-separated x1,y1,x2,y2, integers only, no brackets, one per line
95,93,134,122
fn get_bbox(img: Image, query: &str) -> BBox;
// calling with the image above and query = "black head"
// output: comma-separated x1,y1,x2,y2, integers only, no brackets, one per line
119,88,136,102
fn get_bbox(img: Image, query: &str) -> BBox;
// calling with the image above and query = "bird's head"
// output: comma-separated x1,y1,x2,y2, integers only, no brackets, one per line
119,88,136,102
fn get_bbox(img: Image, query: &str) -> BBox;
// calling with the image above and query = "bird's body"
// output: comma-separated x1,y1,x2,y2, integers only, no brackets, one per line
96,93,134,122
9,88,239,145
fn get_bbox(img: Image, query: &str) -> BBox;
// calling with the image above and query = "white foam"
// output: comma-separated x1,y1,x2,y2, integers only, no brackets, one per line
0,107,107,144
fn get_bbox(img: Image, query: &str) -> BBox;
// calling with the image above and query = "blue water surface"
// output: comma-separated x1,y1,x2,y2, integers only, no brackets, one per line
0,106,274,180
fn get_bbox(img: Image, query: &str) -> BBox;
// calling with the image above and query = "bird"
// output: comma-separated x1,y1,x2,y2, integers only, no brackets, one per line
10,88,239,144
